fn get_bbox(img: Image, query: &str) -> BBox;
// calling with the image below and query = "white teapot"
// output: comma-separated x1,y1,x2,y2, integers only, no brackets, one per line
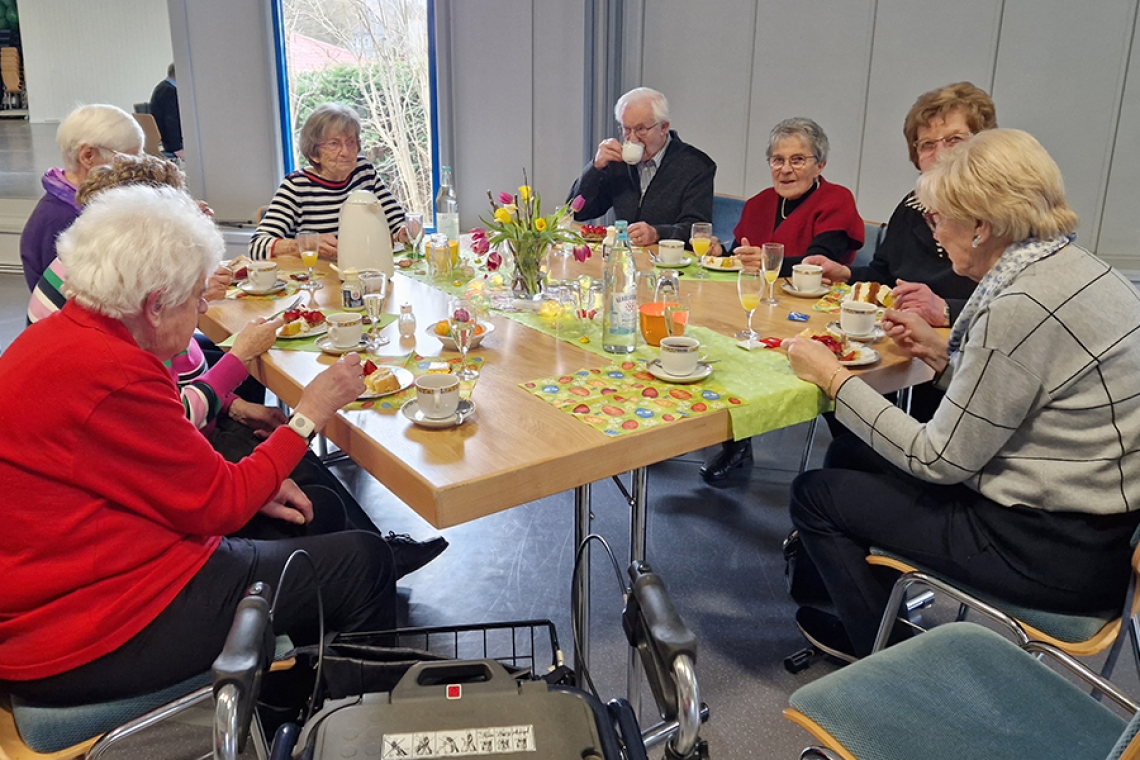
338,190,394,277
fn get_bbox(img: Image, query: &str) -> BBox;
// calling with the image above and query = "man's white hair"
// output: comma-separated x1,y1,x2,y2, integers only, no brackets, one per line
58,185,223,319
614,87,670,125
56,104,144,173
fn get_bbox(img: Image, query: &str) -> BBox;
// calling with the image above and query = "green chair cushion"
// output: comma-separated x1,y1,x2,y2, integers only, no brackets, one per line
790,623,1126,760
870,547,1116,643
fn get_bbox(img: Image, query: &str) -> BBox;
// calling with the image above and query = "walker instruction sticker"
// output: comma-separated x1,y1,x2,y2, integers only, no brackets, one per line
382,724,535,757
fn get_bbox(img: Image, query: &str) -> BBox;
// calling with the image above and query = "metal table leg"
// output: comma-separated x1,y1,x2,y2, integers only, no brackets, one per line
573,483,592,675
628,467,649,709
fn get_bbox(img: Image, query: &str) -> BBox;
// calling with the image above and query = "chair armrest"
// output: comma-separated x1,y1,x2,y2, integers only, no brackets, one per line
1022,640,1139,714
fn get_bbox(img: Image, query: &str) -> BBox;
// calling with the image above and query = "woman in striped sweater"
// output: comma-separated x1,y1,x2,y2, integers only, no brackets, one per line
249,103,407,260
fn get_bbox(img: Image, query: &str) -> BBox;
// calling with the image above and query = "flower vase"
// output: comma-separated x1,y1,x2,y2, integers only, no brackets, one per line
508,240,546,300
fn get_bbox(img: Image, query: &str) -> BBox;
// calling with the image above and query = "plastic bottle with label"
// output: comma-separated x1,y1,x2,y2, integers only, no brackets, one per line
602,220,637,354
435,166,460,242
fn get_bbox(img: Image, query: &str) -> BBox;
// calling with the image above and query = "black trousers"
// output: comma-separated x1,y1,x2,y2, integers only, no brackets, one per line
5,487,396,706
790,433,1137,657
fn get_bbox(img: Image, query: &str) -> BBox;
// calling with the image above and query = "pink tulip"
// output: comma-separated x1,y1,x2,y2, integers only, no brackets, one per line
497,191,514,205
573,244,591,263
472,236,490,254
471,227,487,240
570,194,586,213
486,251,502,271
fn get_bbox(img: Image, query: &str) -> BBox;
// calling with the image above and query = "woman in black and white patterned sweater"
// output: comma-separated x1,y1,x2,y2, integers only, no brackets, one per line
249,103,406,260
783,128,1140,660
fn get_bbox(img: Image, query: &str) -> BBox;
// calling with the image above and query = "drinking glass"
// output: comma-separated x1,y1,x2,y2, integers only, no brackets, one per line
297,231,322,292
404,212,425,259
761,242,784,305
545,244,575,298
737,270,764,340
690,222,712,280
363,293,389,348
448,297,479,380
664,293,690,338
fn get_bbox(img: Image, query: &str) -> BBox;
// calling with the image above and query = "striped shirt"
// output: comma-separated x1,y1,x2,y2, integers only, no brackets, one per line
249,156,406,259
26,257,246,430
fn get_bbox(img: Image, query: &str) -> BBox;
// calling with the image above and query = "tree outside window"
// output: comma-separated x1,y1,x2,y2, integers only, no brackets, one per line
282,0,433,222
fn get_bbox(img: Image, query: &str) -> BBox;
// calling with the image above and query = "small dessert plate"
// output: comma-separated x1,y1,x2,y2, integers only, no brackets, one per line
315,335,370,355
400,398,476,428
357,366,414,400
839,345,881,367
646,359,714,384
240,280,288,295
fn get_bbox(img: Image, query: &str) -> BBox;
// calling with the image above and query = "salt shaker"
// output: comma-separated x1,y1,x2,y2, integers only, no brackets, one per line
397,302,417,338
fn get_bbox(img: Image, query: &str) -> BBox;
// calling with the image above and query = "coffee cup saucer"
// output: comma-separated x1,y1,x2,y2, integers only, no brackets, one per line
826,321,885,343
315,335,370,355
240,280,287,295
646,359,713,384
782,281,830,298
654,255,694,268
400,398,476,429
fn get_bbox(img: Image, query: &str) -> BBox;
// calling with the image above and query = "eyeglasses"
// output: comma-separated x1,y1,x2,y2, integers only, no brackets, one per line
317,137,360,154
768,155,815,171
620,122,660,139
914,132,971,155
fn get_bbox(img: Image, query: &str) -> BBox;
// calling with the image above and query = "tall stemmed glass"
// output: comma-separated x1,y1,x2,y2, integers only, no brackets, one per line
363,293,389,349
737,270,764,340
690,222,712,280
761,242,784,305
297,231,322,302
404,212,425,259
448,297,479,380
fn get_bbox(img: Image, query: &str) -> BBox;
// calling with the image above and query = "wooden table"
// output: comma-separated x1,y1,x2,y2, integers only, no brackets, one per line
201,254,933,678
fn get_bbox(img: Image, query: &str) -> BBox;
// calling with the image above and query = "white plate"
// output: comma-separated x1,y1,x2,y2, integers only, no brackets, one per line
276,316,328,340
427,320,495,350
699,256,742,272
655,255,694,268
315,335,370,355
645,359,714,384
782,282,831,298
239,280,288,295
826,321,886,343
839,345,881,367
400,398,476,428
358,366,414,399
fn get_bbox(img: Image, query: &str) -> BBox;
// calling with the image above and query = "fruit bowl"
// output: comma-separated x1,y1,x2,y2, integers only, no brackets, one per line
426,320,495,350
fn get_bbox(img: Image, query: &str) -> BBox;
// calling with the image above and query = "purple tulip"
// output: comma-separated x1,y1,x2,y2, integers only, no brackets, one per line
471,236,490,255
570,194,586,213
486,251,502,271
573,244,591,263
497,191,514,205
471,227,487,240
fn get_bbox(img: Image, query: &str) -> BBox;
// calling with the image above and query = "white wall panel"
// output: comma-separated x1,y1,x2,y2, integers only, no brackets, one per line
991,0,1136,251
743,1,876,202
21,0,173,124
855,0,1003,223
639,0,757,196
1093,7,1140,271
532,1,586,207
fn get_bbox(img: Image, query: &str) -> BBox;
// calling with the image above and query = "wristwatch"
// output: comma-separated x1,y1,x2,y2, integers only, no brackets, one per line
943,302,953,326
287,412,317,441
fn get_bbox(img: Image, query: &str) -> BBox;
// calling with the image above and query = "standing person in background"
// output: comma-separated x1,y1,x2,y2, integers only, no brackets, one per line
18,104,144,291
570,87,716,247
149,63,183,159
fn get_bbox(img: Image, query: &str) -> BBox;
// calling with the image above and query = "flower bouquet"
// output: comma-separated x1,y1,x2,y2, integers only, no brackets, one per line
472,181,591,299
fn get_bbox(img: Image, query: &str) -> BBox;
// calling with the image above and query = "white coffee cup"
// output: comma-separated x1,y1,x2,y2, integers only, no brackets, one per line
327,312,364,348
791,263,823,293
659,336,710,377
622,140,645,164
840,300,878,338
658,239,685,265
248,261,278,291
415,373,460,419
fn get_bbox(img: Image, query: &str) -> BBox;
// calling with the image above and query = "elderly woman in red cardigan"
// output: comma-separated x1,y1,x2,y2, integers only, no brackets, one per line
702,117,864,483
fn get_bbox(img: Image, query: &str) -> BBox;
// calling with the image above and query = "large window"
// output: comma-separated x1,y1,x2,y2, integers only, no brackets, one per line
278,0,434,221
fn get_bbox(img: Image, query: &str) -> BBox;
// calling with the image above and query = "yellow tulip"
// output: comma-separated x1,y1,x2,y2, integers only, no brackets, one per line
535,217,548,231
518,185,532,202
494,207,512,224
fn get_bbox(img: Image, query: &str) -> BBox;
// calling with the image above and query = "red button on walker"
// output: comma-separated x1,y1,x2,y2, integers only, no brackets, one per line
446,684,461,699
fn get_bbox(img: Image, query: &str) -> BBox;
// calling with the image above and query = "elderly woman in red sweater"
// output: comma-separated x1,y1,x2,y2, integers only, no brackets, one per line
0,185,395,706
702,118,864,483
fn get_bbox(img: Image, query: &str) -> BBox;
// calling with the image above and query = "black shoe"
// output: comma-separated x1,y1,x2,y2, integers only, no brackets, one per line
795,607,858,664
386,532,449,579
699,439,753,483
